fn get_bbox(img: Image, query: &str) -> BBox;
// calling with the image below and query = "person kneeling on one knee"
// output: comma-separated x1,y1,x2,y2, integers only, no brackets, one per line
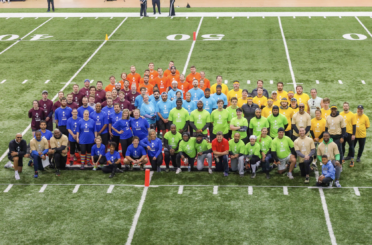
195,133,213,173
102,142,123,178
317,155,335,187
228,133,246,177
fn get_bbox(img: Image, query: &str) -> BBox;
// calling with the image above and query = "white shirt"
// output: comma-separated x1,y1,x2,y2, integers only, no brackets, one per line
308,97,322,118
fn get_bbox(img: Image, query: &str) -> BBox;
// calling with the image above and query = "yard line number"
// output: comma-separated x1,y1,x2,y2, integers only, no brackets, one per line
167,34,225,41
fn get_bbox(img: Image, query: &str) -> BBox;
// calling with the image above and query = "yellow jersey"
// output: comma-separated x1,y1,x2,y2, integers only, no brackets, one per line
273,99,281,107
310,118,326,142
210,83,228,96
340,111,356,135
294,93,310,111
279,107,294,131
252,96,267,108
237,97,248,108
355,114,370,138
321,108,331,120
227,89,242,104
290,106,299,115
262,107,272,118
277,90,288,100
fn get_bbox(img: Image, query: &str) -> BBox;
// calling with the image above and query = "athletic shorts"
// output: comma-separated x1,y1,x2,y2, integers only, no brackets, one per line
278,155,290,171
156,120,171,130
149,123,156,130
8,155,23,166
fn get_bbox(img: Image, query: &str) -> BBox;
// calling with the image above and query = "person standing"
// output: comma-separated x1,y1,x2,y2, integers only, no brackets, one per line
55,97,72,137
7,134,29,180
67,109,81,166
130,109,150,141
90,103,109,147
249,108,269,138
308,88,323,119
257,128,273,179
267,105,288,139
169,0,175,16
152,0,161,14
47,0,55,12
210,99,232,141
168,98,190,134
163,124,182,172
252,80,269,98
76,110,96,170
190,101,210,137
112,109,134,158
109,104,123,151
29,100,46,136
271,128,296,178
354,105,370,162
39,90,54,131
340,102,356,166
325,105,346,162
140,0,149,17
279,98,294,138
241,94,259,125
291,103,311,141
229,108,249,144
294,127,316,183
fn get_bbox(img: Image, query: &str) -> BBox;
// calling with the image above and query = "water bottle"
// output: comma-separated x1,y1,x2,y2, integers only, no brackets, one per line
188,165,191,172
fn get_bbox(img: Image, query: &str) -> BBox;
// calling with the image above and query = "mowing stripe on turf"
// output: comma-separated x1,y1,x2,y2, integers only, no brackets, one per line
72,184,80,193
283,186,288,195
355,17,372,38
3,184,13,193
0,17,53,55
107,185,115,193
0,17,128,164
248,186,253,195
126,171,153,245
178,185,184,194
278,17,296,87
213,186,218,194
182,17,204,75
39,184,47,193
319,188,337,245
354,187,360,196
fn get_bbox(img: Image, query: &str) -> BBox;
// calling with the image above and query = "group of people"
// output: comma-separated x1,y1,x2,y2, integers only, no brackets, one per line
6,61,370,186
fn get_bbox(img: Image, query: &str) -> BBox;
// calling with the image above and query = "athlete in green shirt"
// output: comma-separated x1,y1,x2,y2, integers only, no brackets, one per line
249,108,269,137
257,127,273,179
230,108,249,144
226,97,239,139
168,98,190,134
190,101,211,136
178,132,197,171
229,133,246,176
195,133,213,173
210,99,232,141
271,127,296,178
164,124,183,173
245,135,263,178
267,105,288,138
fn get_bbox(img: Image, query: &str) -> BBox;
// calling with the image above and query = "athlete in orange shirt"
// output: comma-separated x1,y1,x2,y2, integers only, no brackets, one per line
177,74,191,99
152,68,170,94
186,66,201,84
127,65,141,88
199,71,210,89
105,75,116,92
138,75,154,95
167,66,180,83
140,69,155,85
148,62,159,80
164,61,180,77
118,72,127,89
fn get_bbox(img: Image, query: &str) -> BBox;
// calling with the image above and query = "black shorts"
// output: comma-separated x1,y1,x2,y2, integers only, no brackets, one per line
150,123,156,130
156,120,171,130
8,155,24,166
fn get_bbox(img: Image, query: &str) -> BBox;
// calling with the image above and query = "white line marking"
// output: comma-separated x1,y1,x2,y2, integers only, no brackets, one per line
319,188,337,245
6,17,9,20
90,79,94,83
73,184,80,193
355,17,372,39
35,17,38,19
213,186,218,194
324,16,327,18
0,17,53,56
263,16,265,18
22,80,28,84
39,184,47,193
232,16,234,19
178,185,184,194
283,186,288,195
155,16,158,19
3,184,13,193
316,80,319,84
182,17,204,75
338,80,343,84
0,17,127,164
20,17,24,20
95,17,99,19
224,80,228,84
309,16,311,18
354,187,360,196
293,16,296,18
270,80,273,84
125,171,153,245
45,80,50,84
247,80,250,84
1,80,6,84
110,17,113,19
247,16,249,19
186,16,188,19
80,17,83,19
362,80,366,84
107,185,115,193
171,16,173,19
278,17,296,88
65,17,68,19
248,186,253,195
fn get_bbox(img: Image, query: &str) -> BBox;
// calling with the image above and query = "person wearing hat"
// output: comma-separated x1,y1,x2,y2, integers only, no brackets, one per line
163,124,182,173
340,102,356,166
187,79,204,102
253,88,268,109
211,99,232,141
168,98,190,134
249,108,269,138
238,89,249,108
290,97,299,114
251,80,269,98
267,105,288,138
212,85,228,108
244,135,264,178
190,100,210,137
167,81,183,101
354,105,369,163
279,98,294,138
325,105,346,163
164,61,180,78
156,92,174,137
230,108,248,144
200,88,216,114
271,127,296,178
212,131,230,177
195,133,213,173
80,79,91,97
178,132,197,171
271,91,281,107
227,80,242,105
210,75,228,96
292,103,311,141
261,97,274,118
229,132,246,176
308,88,323,119
39,90,54,131
294,127,316,183
276,82,288,101
241,93,259,127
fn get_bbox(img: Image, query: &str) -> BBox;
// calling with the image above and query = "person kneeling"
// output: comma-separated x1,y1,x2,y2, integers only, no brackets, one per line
49,129,68,176
102,142,123,178
124,136,149,171
316,155,335,187
195,134,213,173
244,135,263,179
212,131,229,177
228,133,245,177
30,130,49,178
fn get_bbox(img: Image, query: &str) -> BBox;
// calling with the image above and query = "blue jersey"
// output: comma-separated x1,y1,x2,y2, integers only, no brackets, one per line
139,137,162,158
134,95,144,109
105,151,121,164
187,88,204,102
149,95,161,105
109,111,123,137
212,93,228,106
77,118,96,144
182,100,196,115
125,144,146,159
140,102,157,124
77,106,94,118
90,111,109,135
200,96,217,114
66,117,82,142
102,106,115,119
168,89,183,101
156,100,173,119
112,119,133,140
55,107,72,126
91,144,106,157
34,129,53,141
130,118,149,140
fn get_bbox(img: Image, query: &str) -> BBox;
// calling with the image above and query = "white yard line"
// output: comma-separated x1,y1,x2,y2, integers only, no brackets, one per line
39,184,47,193
319,188,337,245
247,80,250,84
213,186,218,194
107,185,115,193
73,184,80,193
354,187,360,196
3,184,13,193
0,17,128,164
125,171,153,245
182,17,204,75
248,186,253,195
283,186,288,195
270,80,273,84
355,17,372,38
316,80,319,84
338,80,343,84
1,80,6,84
22,80,28,84
178,185,184,194
0,17,53,55
361,80,366,84
45,80,50,84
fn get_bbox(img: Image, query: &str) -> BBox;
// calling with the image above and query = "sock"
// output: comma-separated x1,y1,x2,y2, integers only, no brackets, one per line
81,154,86,166
251,164,257,174
86,153,91,164
70,156,74,163
15,170,18,174
35,171,38,174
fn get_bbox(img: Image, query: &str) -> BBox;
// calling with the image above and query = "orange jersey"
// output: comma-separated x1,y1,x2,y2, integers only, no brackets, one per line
152,76,170,94
168,74,180,84
186,72,201,84
138,83,154,95
118,80,126,89
164,69,180,78
140,77,156,87
105,84,116,92
149,70,159,80
127,73,141,87
178,82,191,99
199,78,211,90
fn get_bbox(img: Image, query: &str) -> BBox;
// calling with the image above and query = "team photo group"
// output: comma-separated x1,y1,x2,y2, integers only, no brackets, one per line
6,61,370,187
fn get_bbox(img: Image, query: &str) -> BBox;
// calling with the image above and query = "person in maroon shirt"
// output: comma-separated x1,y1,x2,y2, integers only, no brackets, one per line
66,94,79,110
52,91,64,112
39,90,53,131
212,131,230,176
118,91,131,113
28,100,46,135
71,84,83,106
111,89,120,104
122,80,131,98
126,84,140,109
101,91,112,107
79,79,91,97
114,83,122,94
96,81,106,103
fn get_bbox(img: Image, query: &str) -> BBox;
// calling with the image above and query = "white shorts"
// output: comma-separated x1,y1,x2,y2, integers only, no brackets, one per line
278,155,290,171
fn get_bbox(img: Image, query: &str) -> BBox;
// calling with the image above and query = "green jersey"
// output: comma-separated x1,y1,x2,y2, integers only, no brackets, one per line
195,139,212,154
271,136,294,159
257,135,272,154
211,108,232,134
249,116,269,137
169,108,190,132
228,139,245,155
245,142,261,157
164,131,182,153
179,137,197,158
190,109,211,135
230,117,249,139
226,106,238,119
267,114,288,138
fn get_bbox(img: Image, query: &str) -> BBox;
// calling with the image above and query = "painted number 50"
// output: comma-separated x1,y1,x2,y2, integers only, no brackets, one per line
167,34,224,41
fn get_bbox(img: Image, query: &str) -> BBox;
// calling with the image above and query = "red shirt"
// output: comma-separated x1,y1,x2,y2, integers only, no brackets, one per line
212,138,229,152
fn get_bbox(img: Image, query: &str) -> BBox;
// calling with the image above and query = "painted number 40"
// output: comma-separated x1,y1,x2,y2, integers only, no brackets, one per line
167,34,224,41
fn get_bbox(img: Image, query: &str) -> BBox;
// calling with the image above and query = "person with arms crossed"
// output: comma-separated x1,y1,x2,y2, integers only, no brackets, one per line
212,131,230,177
249,108,269,138
188,79,204,102
310,109,326,168
316,155,336,187
186,66,201,84
55,97,73,137
153,68,169,94
67,109,81,166
112,109,133,159
210,99,232,141
140,129,163,172
212,85,228,108
90,103,109,147
163,124,182,173
230,108,249,144
124,136,148,171
164,61,180,77
241,93,259,125
294,127,316,183
49,129,68,176
30,130,49,178
294,85,309,112
127,66,142,87
190,101,211,137
257,127,273,179
77,97,94,118
210,75,228,95
340,102,356,166
66,94,79,110
130,109,150,141
29,100,46,136
39,90,53,131
91,136,106,170
261,97,274,118
199,71,210,89
168,81,183,101
244,135,264,179
354,105,370,162
168,98,190,134
140,95,157,130
71,85,83,106
229,133,246,177
157,92,174,137
76,110,96,170
279,98,294,138
308,88,323,119
200,88,216,115
237,89,249,108
291,103,311,141
252,87,268,109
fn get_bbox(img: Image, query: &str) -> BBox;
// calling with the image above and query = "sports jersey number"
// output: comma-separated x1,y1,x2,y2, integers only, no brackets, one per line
0,35,19,41
201,34,225,41
343,33,367,40
167,34,224,41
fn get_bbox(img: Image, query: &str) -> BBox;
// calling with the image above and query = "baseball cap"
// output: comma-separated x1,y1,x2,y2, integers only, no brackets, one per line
291,98,297,102
273,105,279,110
161,92,167,96
84,79,90,83
278,127,285,132
216,85,222,88
358,105,364,109
330,105,337,109
42,90,48,94
271,91,277,94
281,97,288,101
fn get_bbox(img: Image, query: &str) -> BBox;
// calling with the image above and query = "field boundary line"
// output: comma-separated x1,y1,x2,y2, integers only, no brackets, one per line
0,17,53,55
0,17,128,164
126,171,154,245
355,16,372,38
319,188,337,245
182,16,204,75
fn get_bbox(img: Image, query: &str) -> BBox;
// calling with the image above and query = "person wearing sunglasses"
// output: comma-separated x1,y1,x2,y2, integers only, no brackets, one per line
6,134,29,180
292,103,311,142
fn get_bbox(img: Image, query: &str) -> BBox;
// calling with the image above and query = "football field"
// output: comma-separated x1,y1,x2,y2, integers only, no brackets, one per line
1,10,372,244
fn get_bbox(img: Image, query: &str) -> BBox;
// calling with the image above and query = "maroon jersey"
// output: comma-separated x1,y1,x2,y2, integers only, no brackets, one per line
79,87,90,98
126,92,140,106
118,100,131,111
67,102,79,110
121,88,131,98
112,97,120,104
53,101,61,112
71,92,84,107
28,108,45,130
101,101,108,108
39,99,53,118
95,90,106,103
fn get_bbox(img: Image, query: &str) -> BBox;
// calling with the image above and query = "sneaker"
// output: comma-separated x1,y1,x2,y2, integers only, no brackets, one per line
34,173,38,178
224,172,229,177
109,173,115,178
343,156,351,161
266,173,270,179
55,170,60,176
140,164,144,171
93,167,97,171
251,173,256,179
349,161,354,167
335,180,341,188
157,166,161,172
176,168,182,174
15,172,20,180
304,177,309,184
311,162,318,171
80,164,84,170
129,164,133,171
4,161,13,169
329,181,333,188
87,163,92,167
287,172,294,180
208,168,213,174
115,168,124,173
165,168,169,173
356,157,361,162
